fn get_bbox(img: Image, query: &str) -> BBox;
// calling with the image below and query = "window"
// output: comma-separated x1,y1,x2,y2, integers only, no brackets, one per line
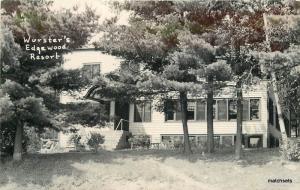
248,135,263,148
161,135,184,144
187,102,196,120
243,99,250,121
165,101,175,121
228,99,237,120
196,100,206,120
250,99,260,120
165,101,196,121
134,102,151,122
217,99,227,120
165,100,180,121
164,98,260,122
213,100,217,119
82,63,100,79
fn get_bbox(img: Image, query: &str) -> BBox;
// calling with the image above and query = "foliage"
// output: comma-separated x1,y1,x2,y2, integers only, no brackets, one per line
68,133,82,150
69,134,81,145
128,135,151,149
24,127,42,153
0,0,99,158
87,133,105,152
281,138,300,161
96,0,300,155
60,102,109,127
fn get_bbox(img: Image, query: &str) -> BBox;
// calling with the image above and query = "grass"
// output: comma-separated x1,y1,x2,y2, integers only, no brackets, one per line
0,148,299,190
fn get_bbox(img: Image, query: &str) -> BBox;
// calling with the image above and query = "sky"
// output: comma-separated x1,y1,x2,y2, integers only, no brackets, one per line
51,0,130,26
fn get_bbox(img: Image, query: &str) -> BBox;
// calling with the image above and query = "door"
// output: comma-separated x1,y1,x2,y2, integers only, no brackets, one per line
114,101,130,131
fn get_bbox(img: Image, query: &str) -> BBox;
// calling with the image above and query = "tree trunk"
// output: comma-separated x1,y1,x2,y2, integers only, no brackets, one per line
235,80,243,160
206,76,214,153
13,124,23,161
179,91,192,155
263,13,288,156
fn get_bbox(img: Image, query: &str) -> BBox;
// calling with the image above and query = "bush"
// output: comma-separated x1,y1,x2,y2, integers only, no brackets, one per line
25,128,41,153
128,135,150,149
68,133,82,151
87,133,104,152
281,138,300,161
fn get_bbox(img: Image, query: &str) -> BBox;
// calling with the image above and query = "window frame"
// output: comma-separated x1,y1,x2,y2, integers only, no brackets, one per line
133,101,152,123
82,62,101,79
228,99,237,121
249,98,261,121
163,97,261,122
196,100,206,121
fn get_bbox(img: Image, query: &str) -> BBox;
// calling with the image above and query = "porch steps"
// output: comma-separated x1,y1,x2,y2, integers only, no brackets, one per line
99,130,130,150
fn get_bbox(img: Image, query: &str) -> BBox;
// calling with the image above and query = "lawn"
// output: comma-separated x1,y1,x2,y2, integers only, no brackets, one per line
0,149,299,190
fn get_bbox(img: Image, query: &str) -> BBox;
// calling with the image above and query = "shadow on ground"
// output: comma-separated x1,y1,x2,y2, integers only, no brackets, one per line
115,148,281,165
0,151,123,188
0,148,283,188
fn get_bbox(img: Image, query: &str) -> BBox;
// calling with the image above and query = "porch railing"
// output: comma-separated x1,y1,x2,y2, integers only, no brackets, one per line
115,119,130,131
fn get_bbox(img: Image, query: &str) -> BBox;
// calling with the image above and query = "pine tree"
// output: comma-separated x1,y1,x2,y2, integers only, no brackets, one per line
0,0,98,160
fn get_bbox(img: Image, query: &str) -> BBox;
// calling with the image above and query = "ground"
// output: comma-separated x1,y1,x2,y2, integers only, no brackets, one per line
0,149,299,190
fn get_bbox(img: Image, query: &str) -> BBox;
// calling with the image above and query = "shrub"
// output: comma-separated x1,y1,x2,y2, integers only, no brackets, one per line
128,135,150,149
68,133,82,151
87,133,104,152
25,128,41,153
173,139,184,149
281,138,300,161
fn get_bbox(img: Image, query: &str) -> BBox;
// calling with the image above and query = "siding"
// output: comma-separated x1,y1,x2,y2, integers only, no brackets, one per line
129,82,269,147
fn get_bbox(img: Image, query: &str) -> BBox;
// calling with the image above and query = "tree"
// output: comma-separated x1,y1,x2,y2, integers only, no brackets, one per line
216,0,300,159
96,1,234,154
97,0,298,156
99,1,227,154
213,0,294,159
0,0,99,160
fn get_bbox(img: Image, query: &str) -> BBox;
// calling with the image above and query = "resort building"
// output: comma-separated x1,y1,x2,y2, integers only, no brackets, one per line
61,49,290,150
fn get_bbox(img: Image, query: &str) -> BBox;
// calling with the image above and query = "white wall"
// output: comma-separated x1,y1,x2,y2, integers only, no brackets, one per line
60,50,121,103
129,82,269,147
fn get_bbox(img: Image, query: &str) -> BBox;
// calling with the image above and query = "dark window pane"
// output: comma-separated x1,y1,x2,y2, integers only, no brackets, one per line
175,110,182,120
250,99,260,120
196,100,206,120
82,64,100,79
187,102,195,120
187,111,194,120
134,103,143,122
166,111,174,120
218,99,227,120
228,99,237,120
243,99,249,121
144,102,152,122
165,100,175,121
213,100,217,120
